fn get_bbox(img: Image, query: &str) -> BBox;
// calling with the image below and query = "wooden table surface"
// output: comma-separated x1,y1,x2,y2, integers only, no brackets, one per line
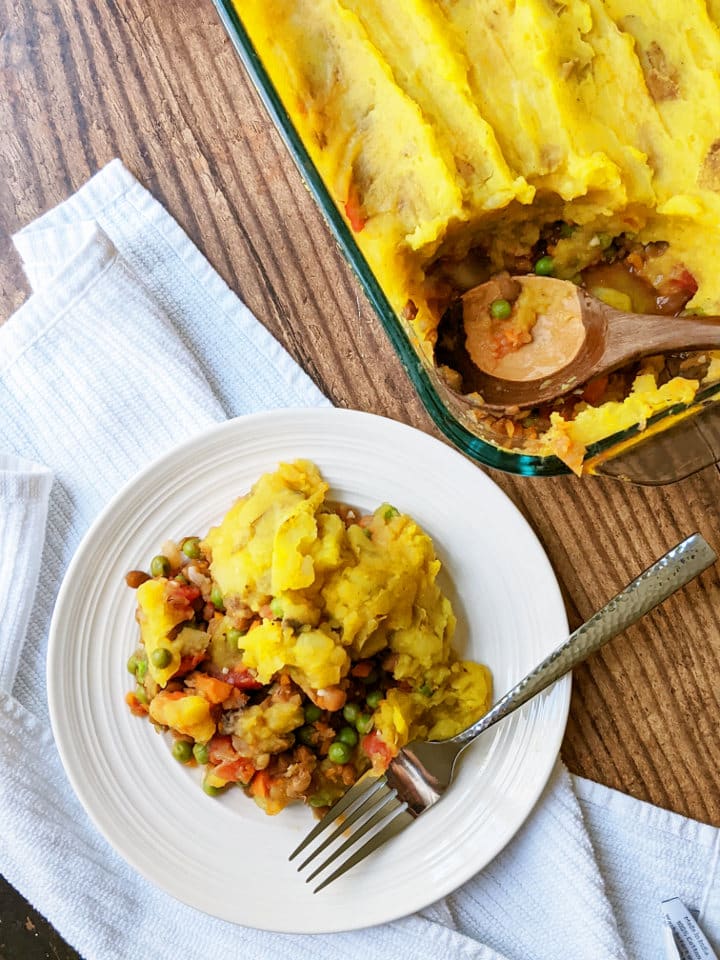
2,1,720,955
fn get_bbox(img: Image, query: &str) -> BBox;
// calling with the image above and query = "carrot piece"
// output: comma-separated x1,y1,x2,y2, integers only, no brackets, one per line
214,758,256,785
191,673,233,704
249,770,272,798
125,691,148,716
208,735,237,764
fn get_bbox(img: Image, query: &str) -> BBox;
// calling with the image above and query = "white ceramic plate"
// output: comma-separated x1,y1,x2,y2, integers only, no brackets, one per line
48,408,570,933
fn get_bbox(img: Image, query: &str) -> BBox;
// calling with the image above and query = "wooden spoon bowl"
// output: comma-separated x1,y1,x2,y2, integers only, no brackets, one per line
440,276,720,412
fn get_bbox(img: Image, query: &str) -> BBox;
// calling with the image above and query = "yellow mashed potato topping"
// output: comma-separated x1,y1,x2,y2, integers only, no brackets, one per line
237,0,720,470
126,461,491,813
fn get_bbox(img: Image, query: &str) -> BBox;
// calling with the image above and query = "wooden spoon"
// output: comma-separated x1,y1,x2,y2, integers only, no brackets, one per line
444,275,720,412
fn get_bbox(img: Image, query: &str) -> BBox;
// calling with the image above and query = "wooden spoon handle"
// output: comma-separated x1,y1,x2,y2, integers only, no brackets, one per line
602,311,720,368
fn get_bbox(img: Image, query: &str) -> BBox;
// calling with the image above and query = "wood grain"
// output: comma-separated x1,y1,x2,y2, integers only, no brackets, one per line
1,3,719,948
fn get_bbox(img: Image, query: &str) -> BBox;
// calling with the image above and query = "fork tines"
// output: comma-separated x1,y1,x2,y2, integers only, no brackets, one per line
289,771,413,892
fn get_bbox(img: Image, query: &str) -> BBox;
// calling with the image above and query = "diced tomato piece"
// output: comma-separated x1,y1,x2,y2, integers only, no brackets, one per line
165,582,201,608
163,581,202,623
670,268,698,296
657,266,699,314
344,182,366,233
173,652,205,678
361,731,393,772
224,667,263,690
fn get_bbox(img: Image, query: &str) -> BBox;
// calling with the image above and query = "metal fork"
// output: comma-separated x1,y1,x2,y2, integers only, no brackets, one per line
290,533,716,892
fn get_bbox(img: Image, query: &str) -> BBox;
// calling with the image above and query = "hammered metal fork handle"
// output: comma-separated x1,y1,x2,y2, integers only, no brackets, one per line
451,533,716,748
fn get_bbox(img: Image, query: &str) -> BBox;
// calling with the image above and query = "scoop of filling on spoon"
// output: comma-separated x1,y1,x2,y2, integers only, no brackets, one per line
463,275,587,382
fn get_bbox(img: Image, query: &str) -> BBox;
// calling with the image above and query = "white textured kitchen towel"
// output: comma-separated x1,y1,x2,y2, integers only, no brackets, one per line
1,160,718,960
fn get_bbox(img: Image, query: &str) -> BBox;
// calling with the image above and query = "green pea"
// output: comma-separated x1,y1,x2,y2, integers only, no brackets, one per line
227,627,244,648
210,585,224,609
270,597,284,618
366,689,383,710
174,573,188,585
343,702,361,725
150,647,172,669
297,725,316,746
383,505,399,521
419,683,433,697
337,726,358,747
534,255,555,276
172,740,193,763
309,792,332,808
134,685,148,705
182,537,202,559
356,713,374,735
202,779,225,797
126,654,138,675
362,669,379,685
135,659,148,681
490,298,512,320
304,703,322,723
193,742,210,765
558,222,576,238
328,741,352,764
150,555,171,578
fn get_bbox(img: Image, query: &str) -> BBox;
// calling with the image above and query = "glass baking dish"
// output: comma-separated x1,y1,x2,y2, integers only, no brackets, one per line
212,0,720,484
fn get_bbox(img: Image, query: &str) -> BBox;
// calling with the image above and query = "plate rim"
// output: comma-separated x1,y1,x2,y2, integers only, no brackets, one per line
47,407,571,933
